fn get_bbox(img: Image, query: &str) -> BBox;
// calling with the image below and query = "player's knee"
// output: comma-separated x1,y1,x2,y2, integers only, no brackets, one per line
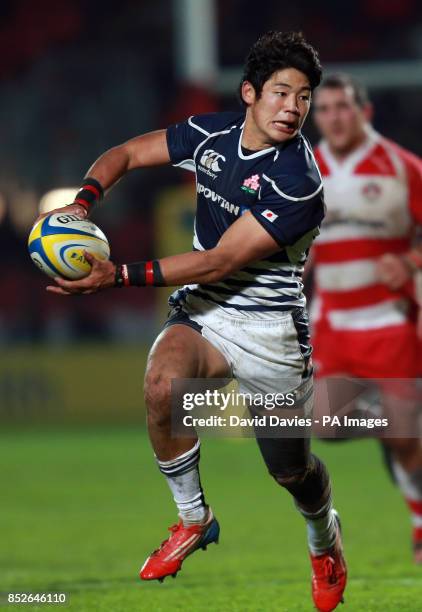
144,369,172,429
270,465,309,488
271,455,331,508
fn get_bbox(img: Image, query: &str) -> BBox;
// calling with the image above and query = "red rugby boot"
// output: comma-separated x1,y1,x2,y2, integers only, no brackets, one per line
310,511,347,612
139,508,220,582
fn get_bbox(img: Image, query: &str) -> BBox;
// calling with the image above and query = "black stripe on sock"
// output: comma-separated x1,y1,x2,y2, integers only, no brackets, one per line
157,447,200,477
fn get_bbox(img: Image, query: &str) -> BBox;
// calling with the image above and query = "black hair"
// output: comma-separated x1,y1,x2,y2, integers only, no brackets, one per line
239,31,322,106
317,73,369,107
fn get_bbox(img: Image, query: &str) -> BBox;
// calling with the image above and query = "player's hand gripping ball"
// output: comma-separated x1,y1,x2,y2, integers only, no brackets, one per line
28,212,110,280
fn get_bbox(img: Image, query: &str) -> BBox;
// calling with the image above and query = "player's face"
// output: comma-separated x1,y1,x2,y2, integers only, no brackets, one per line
242,68,312,147
313,86,368,153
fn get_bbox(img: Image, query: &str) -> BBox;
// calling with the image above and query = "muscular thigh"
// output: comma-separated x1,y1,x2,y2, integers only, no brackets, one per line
146,323,231,381
144,324,231,459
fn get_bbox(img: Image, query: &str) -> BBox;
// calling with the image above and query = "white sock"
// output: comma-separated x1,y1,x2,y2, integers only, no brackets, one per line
297,498,337,555
156,440,208,525
392,460,422,545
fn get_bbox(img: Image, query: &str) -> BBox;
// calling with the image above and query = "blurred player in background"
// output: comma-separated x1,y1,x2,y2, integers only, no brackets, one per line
311,73,422,562
39,32,347,612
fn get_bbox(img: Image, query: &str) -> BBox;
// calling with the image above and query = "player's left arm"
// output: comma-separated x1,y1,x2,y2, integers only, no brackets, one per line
46,212,281,295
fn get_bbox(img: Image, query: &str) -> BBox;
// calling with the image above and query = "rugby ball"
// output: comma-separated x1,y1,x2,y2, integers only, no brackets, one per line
28,212,110,280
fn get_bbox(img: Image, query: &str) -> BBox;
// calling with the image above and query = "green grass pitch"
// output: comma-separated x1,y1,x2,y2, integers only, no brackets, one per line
1,428,422,611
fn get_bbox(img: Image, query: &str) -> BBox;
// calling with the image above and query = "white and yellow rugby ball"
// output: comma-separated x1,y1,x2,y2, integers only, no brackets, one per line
28,212,110,280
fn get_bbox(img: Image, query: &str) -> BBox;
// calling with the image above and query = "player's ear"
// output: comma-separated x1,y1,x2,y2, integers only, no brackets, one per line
241,81,256,106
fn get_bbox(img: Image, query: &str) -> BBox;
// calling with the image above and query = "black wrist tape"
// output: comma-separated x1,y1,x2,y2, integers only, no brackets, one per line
152,260,165,286
127,262,146,286
74,177,104,212
115,260,165,287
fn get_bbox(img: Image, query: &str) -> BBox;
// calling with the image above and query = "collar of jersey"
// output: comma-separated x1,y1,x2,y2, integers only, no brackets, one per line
237,122,301,160
319,124,381,175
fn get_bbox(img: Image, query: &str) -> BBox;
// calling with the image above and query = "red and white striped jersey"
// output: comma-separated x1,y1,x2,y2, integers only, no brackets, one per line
312,126,422,331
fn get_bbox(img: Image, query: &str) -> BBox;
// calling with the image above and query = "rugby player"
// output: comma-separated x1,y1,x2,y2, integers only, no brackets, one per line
43,32,347,611
311,74,422,562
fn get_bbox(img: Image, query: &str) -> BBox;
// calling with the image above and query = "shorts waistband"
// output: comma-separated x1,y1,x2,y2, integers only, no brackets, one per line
186,303,305,328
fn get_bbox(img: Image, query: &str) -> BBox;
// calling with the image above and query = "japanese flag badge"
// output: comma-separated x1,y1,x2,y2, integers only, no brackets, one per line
261,209,278,222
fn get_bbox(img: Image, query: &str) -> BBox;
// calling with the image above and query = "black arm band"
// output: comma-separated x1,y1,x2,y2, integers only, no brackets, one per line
114,260,166,287
151,260,165,286
73,177,104,213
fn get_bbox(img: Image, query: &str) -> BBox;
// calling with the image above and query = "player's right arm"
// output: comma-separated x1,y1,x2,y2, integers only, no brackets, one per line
84,130,170,190
35,129,170,222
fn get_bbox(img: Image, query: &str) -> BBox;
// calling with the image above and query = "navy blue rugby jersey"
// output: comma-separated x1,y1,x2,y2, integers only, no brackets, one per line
166,111,325,317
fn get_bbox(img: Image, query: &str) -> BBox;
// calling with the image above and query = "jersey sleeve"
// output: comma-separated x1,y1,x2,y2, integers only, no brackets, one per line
166,113,219,166
385,139,422,225
404,153,422,225
250,173,326,247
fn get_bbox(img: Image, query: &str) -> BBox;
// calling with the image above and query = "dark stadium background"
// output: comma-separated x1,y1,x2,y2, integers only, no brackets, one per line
2,0,422,357
1,2,422,611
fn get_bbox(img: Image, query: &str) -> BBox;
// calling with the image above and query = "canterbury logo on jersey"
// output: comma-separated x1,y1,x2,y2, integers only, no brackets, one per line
199,149,226,172
197,183,240,216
